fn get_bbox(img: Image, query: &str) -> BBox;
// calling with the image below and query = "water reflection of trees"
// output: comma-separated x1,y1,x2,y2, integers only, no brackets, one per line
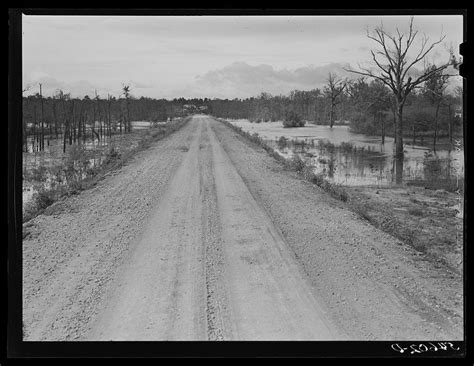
271,136,462,190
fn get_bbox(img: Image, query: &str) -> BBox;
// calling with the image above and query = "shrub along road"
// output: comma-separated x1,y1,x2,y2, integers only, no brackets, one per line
22,115,462,341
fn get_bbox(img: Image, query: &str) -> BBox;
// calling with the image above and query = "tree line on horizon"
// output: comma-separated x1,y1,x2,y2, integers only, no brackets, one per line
208,76,462,143
22,75,462,152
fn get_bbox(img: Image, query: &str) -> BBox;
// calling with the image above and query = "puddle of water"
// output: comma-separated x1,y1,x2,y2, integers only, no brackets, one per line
131,120,167,129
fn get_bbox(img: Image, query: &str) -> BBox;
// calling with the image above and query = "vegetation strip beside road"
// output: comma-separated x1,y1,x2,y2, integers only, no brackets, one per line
216,117,463,274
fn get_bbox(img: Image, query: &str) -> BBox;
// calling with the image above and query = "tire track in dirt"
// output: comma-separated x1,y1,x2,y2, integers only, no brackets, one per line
198,119,232,340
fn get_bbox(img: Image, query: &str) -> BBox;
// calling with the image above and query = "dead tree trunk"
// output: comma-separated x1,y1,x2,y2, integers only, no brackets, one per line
325,73,346,129
39,83,45,151
329,102,336,128
33,104,37,152
52,102,59,139
63,119,68,153
107,96,112,138
380,112,385,145
72,100,77,144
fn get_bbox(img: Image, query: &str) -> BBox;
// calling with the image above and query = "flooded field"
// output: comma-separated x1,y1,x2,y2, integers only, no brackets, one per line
227,119,464,191
22,121,165,208
223,117,464,271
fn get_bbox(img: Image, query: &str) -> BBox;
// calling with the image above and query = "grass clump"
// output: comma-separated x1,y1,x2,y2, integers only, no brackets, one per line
31,187,56,211
277,136,289,149
317,139,336,153
286,155,306,172
104,144,121,165
340,141,355,153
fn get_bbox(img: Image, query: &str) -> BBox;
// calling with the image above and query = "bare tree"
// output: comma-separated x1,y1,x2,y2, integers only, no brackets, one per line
344,17,455,183
122,84,131,133
39,83,45,151
447,85,463,145
106,94,112,138
57,90,71,153
323,73,348,128
22,85,32,152
92,90,101,143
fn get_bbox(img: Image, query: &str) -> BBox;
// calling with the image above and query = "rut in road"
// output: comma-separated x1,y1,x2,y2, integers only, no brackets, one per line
199,123,232,340
83,115,342,340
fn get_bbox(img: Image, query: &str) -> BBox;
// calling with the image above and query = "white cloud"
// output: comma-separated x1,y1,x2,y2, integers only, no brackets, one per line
192,62,353,98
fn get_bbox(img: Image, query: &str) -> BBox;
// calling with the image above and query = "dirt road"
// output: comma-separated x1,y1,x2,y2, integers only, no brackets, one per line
23,115,463,341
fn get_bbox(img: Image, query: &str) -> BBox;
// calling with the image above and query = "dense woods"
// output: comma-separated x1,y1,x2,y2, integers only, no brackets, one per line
209,82,461,139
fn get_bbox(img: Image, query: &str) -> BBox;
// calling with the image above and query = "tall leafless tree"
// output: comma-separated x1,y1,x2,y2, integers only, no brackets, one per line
345,17,455,182
323,73,348,128
22,85,32,152
122,84,131,133
39,83,45,151
92,90,101,143
107,94,113,138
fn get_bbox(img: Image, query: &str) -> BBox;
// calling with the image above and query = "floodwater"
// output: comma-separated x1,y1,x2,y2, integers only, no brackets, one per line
22,121,162,208
228,119,464,190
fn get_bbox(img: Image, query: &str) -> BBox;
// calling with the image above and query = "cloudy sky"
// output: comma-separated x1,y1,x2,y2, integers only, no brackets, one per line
22,14,463,99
